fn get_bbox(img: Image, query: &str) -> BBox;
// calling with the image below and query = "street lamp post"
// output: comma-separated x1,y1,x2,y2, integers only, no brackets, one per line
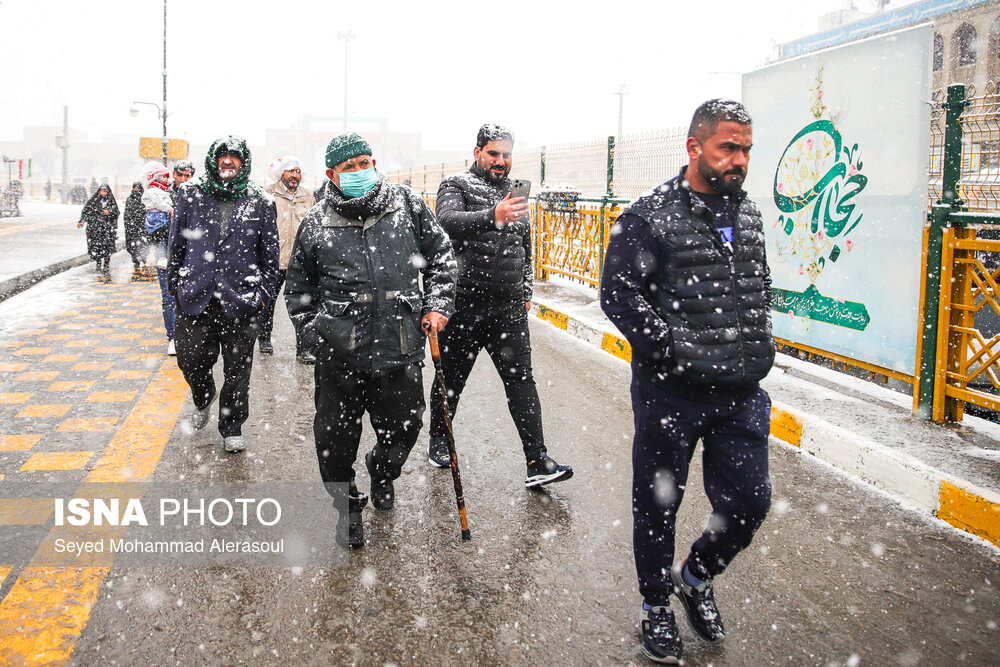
130,101,168,165
614,84,628,137
130,0,168,165
337,31,356,131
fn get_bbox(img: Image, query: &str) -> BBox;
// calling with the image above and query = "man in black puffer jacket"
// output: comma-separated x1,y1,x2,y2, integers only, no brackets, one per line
285,132,456,549
601,100,774,665
427,124,573,489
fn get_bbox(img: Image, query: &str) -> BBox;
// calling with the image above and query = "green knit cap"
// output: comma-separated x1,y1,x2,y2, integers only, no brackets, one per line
325,132,372,169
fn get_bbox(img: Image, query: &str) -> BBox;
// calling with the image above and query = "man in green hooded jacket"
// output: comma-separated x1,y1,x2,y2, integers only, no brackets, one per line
168,135,280,454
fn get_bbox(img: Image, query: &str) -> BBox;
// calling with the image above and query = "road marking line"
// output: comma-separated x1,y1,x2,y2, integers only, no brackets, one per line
47,381,95,392
20,452,94,471
0,435,43,451
57,417,119,432
0,566,110,665
0,499,53,525
15,404,71,419
0,361,186,662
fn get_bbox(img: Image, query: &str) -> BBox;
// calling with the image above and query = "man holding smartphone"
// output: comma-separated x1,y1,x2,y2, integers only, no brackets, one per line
428,123,573,488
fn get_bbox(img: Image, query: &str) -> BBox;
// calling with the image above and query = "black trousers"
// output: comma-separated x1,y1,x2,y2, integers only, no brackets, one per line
257,269,285,341
631,379,772,606
175,298,258,437
314,353,425,492
429,298,545,462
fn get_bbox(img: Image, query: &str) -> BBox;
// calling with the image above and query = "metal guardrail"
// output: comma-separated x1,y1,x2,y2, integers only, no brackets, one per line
918,83,1000,422
410,80,1000,423
415,193,629,288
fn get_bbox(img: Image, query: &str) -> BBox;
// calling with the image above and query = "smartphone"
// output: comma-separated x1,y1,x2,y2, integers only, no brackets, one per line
509,179,531,224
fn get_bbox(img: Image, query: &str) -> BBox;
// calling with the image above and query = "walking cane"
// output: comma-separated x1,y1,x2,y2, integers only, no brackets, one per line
427,328,472,541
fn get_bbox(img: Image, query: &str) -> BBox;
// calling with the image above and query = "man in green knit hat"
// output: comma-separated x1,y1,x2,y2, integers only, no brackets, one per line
285,131,456,548
168,135,280,455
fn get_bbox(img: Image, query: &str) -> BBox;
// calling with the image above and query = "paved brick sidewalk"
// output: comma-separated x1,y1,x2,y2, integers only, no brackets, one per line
0,275,188,663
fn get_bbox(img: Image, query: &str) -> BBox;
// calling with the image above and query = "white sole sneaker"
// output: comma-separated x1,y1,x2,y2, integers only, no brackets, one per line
167,340,176,356
224,436,245,453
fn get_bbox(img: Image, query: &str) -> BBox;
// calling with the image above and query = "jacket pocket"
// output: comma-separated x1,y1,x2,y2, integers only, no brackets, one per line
315,299,360,356
396,292,423,357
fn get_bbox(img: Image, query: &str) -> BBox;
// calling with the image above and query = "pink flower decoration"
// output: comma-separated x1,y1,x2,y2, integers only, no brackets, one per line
806,139,814,150
778,182,784,193
817,230,825,240
846,240,854,251
798,266,804,275
788,310,795,318
849,165,858,176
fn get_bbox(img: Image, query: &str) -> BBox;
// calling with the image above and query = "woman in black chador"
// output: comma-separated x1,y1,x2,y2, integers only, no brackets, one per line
78,183,120,279
122,181,148,277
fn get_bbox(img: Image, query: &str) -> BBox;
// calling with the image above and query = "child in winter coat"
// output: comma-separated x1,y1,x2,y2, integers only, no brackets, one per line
141,161,178,355
141,162,174,269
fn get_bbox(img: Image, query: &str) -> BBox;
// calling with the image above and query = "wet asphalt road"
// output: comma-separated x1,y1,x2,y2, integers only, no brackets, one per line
2,258,997,665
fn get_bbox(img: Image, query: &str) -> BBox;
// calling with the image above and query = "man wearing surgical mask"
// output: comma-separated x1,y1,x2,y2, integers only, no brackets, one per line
284,131,457,548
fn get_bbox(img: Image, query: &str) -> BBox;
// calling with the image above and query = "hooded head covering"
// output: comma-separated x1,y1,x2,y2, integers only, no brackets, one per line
143,161,170,186
201,135,252,201
266,155,302,184
131,180,144,193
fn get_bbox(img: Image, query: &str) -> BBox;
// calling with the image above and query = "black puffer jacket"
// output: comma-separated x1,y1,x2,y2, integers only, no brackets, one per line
601,168,774,400
285,179,457,375
436,164,532,303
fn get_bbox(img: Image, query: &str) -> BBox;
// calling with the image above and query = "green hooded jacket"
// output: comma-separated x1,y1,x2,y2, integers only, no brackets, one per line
200,135,252,201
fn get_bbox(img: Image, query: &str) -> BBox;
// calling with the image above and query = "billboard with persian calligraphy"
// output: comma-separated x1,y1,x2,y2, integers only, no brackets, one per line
742,24,931,376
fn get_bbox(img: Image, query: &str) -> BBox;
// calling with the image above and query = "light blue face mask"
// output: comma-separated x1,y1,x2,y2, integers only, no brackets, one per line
338,166,379,198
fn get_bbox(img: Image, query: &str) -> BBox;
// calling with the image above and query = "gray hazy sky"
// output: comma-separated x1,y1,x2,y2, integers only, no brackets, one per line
1,0,907,150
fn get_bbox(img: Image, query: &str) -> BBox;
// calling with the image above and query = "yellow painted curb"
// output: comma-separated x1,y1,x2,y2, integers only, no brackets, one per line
769,405,803,447
600,332,632,362
938,481,1000,548
536,305,569,330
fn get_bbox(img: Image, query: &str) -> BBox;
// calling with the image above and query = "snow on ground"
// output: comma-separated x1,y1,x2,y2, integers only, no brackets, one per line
0,200,96,283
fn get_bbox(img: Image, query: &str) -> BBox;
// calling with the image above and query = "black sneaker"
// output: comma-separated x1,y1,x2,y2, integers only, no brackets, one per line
296,350,316,365
671,560,725,643
428,435,450,468
525,454,573,488
365,451,394,510
638,604,683,664
259,338,274,354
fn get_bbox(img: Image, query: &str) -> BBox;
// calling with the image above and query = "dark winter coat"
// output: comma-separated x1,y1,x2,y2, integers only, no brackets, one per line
81,188,120,260
123,182,147,253
285,178,457,376
600,167,774,402
436,163,532,303
167,181,280,320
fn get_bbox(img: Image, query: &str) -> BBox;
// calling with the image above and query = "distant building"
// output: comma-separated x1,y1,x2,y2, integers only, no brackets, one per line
258,115,465,190
775,0,999,95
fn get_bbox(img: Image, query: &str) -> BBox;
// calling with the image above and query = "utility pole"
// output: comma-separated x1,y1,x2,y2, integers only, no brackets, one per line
161,0,168,165
337,31,356,131
614,84,628,137
58,106,70,204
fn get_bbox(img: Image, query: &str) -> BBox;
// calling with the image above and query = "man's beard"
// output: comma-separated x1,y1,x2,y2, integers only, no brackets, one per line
481,162,509,184
282,177,299,190
219,166,238,181
697,156,745,195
